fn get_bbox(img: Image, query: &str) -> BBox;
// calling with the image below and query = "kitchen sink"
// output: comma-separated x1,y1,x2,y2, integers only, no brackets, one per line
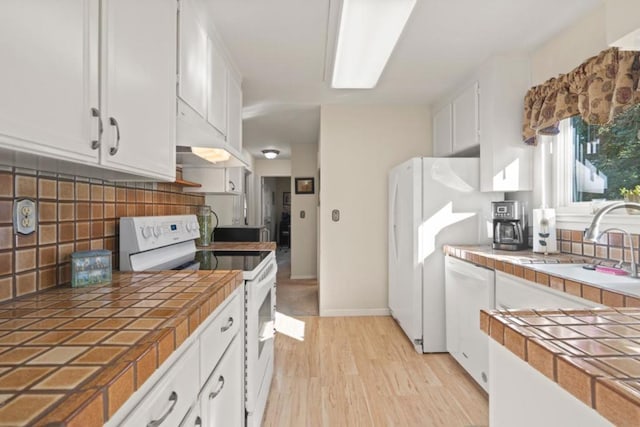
526,263,640,297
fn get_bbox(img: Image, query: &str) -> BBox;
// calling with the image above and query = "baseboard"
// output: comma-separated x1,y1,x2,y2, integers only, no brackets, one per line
319,308,391,317
289,275,317,280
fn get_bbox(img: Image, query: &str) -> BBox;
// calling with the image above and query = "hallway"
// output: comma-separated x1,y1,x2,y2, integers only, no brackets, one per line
275,248,319,316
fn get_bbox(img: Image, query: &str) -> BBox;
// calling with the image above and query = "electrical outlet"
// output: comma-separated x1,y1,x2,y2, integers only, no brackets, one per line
14,199,36,235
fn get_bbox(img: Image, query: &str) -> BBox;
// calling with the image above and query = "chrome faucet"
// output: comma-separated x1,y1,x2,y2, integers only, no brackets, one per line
584,201,640,278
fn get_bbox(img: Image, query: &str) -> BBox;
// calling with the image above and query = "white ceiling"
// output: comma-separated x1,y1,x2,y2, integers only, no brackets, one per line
204,0,603,159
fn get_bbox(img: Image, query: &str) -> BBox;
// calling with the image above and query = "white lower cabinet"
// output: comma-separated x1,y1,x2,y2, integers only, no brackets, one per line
200,335,243,427
122,342,199,427
445,255,495,392
495,271,605,310
109,286,245,427
490,341,612,427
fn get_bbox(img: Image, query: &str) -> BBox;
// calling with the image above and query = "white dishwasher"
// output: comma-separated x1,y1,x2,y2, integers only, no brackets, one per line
445,255,495,392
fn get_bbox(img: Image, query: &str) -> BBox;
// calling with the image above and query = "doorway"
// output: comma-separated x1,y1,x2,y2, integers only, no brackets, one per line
261,176,318,316
261,176,290,247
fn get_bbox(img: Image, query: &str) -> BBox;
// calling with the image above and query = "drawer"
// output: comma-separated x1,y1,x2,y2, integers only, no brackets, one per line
199,288,243,386
200,335,243,427
122,342,199,427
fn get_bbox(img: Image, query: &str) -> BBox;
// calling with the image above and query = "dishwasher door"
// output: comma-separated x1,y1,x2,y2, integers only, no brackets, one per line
445,255,495,392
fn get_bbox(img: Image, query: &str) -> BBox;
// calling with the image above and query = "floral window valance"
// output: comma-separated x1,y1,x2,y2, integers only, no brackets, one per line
523,47,640,146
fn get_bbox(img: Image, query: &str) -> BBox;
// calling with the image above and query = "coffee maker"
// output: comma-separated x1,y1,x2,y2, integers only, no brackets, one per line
492,201,528,251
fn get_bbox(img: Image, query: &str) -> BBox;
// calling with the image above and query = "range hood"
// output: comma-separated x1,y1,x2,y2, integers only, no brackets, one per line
176,146,248,167
176,99,248,168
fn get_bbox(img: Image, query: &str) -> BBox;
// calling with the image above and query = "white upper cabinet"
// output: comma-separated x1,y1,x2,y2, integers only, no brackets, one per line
207,39,228,136
0,0,100,164
477,56,532,192
227,75,243,153
100,0,177,181
431,55,532,192
452,82,479,153
176,0,243,160
0,0,177,181
178,0,208,118
432,104,452,157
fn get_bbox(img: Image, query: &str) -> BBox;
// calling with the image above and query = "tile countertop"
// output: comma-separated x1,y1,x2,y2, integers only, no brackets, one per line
443,245,640,307
481,308,640,426
0,269,243,426
200,241,277,251
444,245,640,424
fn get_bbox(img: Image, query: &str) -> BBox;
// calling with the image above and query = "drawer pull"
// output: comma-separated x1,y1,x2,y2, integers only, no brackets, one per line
221,317,234,332
146,391,178,427
195,416,202,426
209,375,225,399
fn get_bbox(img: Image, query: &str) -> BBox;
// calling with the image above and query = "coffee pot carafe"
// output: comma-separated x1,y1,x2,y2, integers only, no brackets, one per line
196,205,219,246
492,201,528,251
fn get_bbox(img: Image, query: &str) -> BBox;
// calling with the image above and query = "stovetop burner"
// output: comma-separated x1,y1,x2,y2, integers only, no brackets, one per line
175,250,272,271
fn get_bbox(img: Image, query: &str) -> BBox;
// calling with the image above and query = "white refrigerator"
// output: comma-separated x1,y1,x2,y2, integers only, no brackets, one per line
388,157,502,353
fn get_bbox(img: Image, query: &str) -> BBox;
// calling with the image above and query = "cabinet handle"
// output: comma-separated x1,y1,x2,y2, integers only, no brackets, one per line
221,317,234,332
146,391,178,427
194,416,202,427
109,117,121,156
229,180,236,191
209,375,225,399
90,108,103,149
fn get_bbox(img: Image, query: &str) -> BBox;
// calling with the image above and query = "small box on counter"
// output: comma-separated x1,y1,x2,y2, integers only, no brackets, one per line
71,250,112,287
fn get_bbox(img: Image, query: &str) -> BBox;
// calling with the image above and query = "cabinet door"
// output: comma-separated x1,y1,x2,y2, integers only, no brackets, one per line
179,0,208,118
226,168,242,194
227,76,243,153
100,0,177,181
207,39,228,136
0,0,99,163
432,104,452,157
201,336,243,427
452,81,479,153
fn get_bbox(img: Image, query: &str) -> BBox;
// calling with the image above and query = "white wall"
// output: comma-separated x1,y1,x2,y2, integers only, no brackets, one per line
291,143,318,279
530,4,607,86
319,105,431,316
205,194,236,226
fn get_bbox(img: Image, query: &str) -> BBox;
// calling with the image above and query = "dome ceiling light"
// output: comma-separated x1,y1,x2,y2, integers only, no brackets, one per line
262,149,280,159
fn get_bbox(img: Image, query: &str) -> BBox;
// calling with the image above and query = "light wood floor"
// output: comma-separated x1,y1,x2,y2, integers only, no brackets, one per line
263,316,489,427
275,248,319,316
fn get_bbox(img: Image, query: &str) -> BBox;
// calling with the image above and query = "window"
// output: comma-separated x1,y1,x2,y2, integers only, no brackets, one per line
555,104,640,207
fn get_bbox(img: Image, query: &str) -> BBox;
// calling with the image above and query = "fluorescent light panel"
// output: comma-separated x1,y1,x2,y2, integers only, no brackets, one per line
332,0,416,89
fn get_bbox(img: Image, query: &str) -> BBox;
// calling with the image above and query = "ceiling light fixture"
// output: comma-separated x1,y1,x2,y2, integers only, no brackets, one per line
331,0,416,89
262,149,280,160
191,147,231,163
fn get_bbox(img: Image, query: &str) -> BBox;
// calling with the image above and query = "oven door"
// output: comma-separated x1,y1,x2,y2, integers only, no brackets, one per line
245,259,276,419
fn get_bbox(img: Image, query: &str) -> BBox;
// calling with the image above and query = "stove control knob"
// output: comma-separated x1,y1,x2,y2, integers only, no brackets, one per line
153,225,162,237
192,222,199,233
141,226,152,239
185,222,192,232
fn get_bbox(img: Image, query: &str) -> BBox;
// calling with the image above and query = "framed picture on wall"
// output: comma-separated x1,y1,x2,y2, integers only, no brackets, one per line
283,192,291,206
295,177,314,194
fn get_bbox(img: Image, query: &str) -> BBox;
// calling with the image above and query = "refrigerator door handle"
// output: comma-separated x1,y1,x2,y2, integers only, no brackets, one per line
391,181,399,260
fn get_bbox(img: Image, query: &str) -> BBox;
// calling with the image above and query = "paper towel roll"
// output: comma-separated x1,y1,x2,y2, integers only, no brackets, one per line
533,208,558,254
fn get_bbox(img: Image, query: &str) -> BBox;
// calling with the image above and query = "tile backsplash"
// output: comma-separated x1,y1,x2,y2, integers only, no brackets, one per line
0,167,204,302
556,228,640,265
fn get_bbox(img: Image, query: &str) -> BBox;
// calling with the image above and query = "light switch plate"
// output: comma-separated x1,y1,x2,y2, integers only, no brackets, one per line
14,199,37,235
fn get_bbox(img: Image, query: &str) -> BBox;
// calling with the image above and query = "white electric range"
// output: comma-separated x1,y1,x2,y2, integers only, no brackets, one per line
119,215,276,427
